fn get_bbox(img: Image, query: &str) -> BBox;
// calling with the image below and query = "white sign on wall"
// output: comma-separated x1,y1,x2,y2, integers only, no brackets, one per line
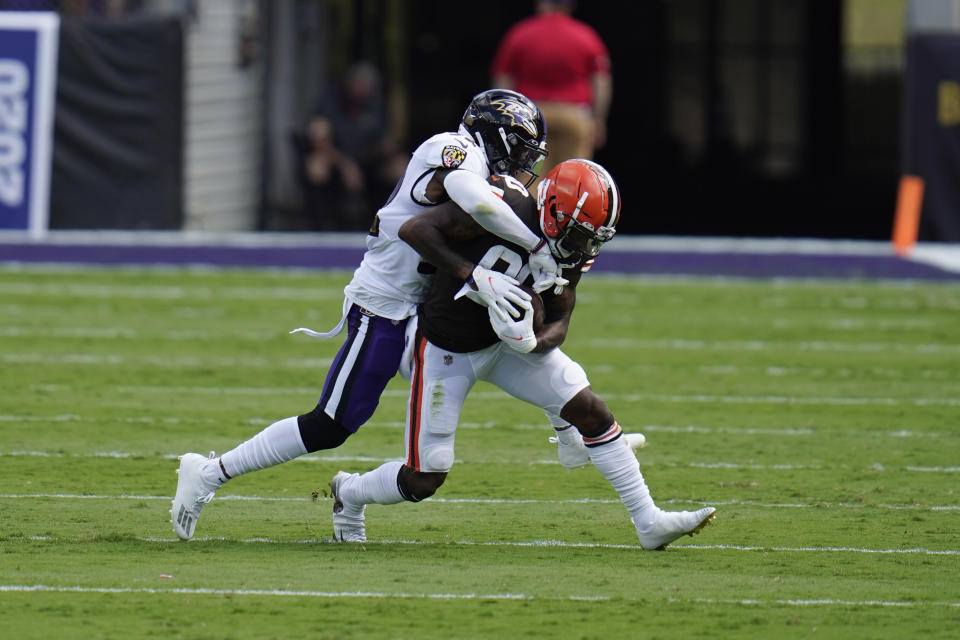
0,11,59,237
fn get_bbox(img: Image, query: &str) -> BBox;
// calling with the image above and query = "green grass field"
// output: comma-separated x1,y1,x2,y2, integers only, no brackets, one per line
1,264,958,639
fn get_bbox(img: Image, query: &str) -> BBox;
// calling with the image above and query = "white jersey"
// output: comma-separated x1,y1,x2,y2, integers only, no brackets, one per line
343,129,489,320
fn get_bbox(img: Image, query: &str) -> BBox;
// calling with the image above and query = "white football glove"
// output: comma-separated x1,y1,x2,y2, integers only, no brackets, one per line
529,241,569,295
454,266,532,322
488,303,537,353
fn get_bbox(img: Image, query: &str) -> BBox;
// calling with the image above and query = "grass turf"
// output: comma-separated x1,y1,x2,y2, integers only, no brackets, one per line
1,264,959,639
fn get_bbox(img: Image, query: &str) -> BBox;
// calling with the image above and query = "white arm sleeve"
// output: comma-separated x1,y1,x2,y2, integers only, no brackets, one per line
443,169,541,251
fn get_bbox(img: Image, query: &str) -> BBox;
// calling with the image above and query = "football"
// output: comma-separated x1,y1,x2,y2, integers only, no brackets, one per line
518,283,545,331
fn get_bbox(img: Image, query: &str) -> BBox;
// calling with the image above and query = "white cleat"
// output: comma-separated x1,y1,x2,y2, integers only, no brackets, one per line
635,507,716,550
171,451,217,541
330,471,366,542
550,431,647,471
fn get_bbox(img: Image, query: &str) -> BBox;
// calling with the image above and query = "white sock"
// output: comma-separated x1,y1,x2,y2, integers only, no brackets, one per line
207,416,308,488
586,423,659,529
341,460,405,516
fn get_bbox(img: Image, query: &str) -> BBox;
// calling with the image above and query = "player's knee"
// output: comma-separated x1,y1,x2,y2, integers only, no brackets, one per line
296,407,351,452
560,388,615,438
398,465,446,502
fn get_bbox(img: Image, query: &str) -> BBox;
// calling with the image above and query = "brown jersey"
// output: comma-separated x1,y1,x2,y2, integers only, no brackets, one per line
418,175,584,353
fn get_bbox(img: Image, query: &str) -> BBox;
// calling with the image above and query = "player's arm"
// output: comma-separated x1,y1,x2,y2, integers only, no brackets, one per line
424,168,541,250
398,204,484,282
532,268,584,353
424,168,563,294
399,203,532,321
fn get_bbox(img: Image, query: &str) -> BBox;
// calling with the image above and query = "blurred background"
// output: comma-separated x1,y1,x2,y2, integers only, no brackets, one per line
1,0,958,242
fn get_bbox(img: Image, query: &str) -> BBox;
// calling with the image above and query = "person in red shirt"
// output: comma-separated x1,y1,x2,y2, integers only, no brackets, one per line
491,0,612,189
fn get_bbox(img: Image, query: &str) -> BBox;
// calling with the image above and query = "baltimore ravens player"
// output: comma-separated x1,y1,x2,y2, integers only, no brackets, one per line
171,89,567,541
329,159,716,550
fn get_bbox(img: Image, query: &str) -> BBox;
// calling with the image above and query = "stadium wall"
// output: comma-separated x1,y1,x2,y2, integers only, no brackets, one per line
1,232,959,282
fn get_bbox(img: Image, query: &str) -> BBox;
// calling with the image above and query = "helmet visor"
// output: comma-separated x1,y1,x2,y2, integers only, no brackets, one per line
512,141,548,187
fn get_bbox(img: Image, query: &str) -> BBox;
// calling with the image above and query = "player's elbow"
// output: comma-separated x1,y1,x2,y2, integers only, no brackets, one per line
532,326,566,353
466,202,496,218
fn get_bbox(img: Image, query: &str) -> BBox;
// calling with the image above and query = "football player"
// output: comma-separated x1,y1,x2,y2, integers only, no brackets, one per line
329,159,716,550
171,90,569,541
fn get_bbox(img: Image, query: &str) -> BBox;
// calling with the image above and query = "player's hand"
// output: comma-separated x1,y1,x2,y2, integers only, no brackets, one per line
488,304,537,353
529,241,568,294
455,266,531,322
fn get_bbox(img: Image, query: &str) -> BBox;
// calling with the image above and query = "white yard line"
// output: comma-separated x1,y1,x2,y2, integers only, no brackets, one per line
22,383,960,408
0,584,546,600
6,336,960,355
583,337,960,354
7,409,953,440
8,535,959,557
0,326,283,340
0,281,344,301
683,596,960,608
1,353,332,369
0,584,957,607
1,449,957,475
610,393,960,407
1,493,957,513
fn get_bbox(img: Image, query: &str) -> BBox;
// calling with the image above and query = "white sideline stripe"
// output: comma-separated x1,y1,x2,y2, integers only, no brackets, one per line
0,414,271,427
0,282,345,301
2,493,958,513
10,535,960,556
0,326,286,340
0,451,407,464
8,345,960,371
1,584,957,607
113,385,319,396
610,393,960,407
110,385,960,407
1,322,947,338
2,450,957,475
7,410,954,440
0,584,560,601
1,353,333,369
583,337,960,355
681,597,960,608
27,383,960,410
682,544,960,555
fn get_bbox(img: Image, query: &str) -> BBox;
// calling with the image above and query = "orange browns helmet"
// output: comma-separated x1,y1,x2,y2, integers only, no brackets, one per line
536,159,621,262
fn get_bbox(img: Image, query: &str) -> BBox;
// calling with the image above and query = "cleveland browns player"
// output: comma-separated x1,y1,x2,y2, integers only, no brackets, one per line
330,159,716,550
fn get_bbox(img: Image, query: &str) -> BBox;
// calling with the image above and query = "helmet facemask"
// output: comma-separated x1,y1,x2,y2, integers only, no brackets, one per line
499,127,548,187
556,212,616,259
